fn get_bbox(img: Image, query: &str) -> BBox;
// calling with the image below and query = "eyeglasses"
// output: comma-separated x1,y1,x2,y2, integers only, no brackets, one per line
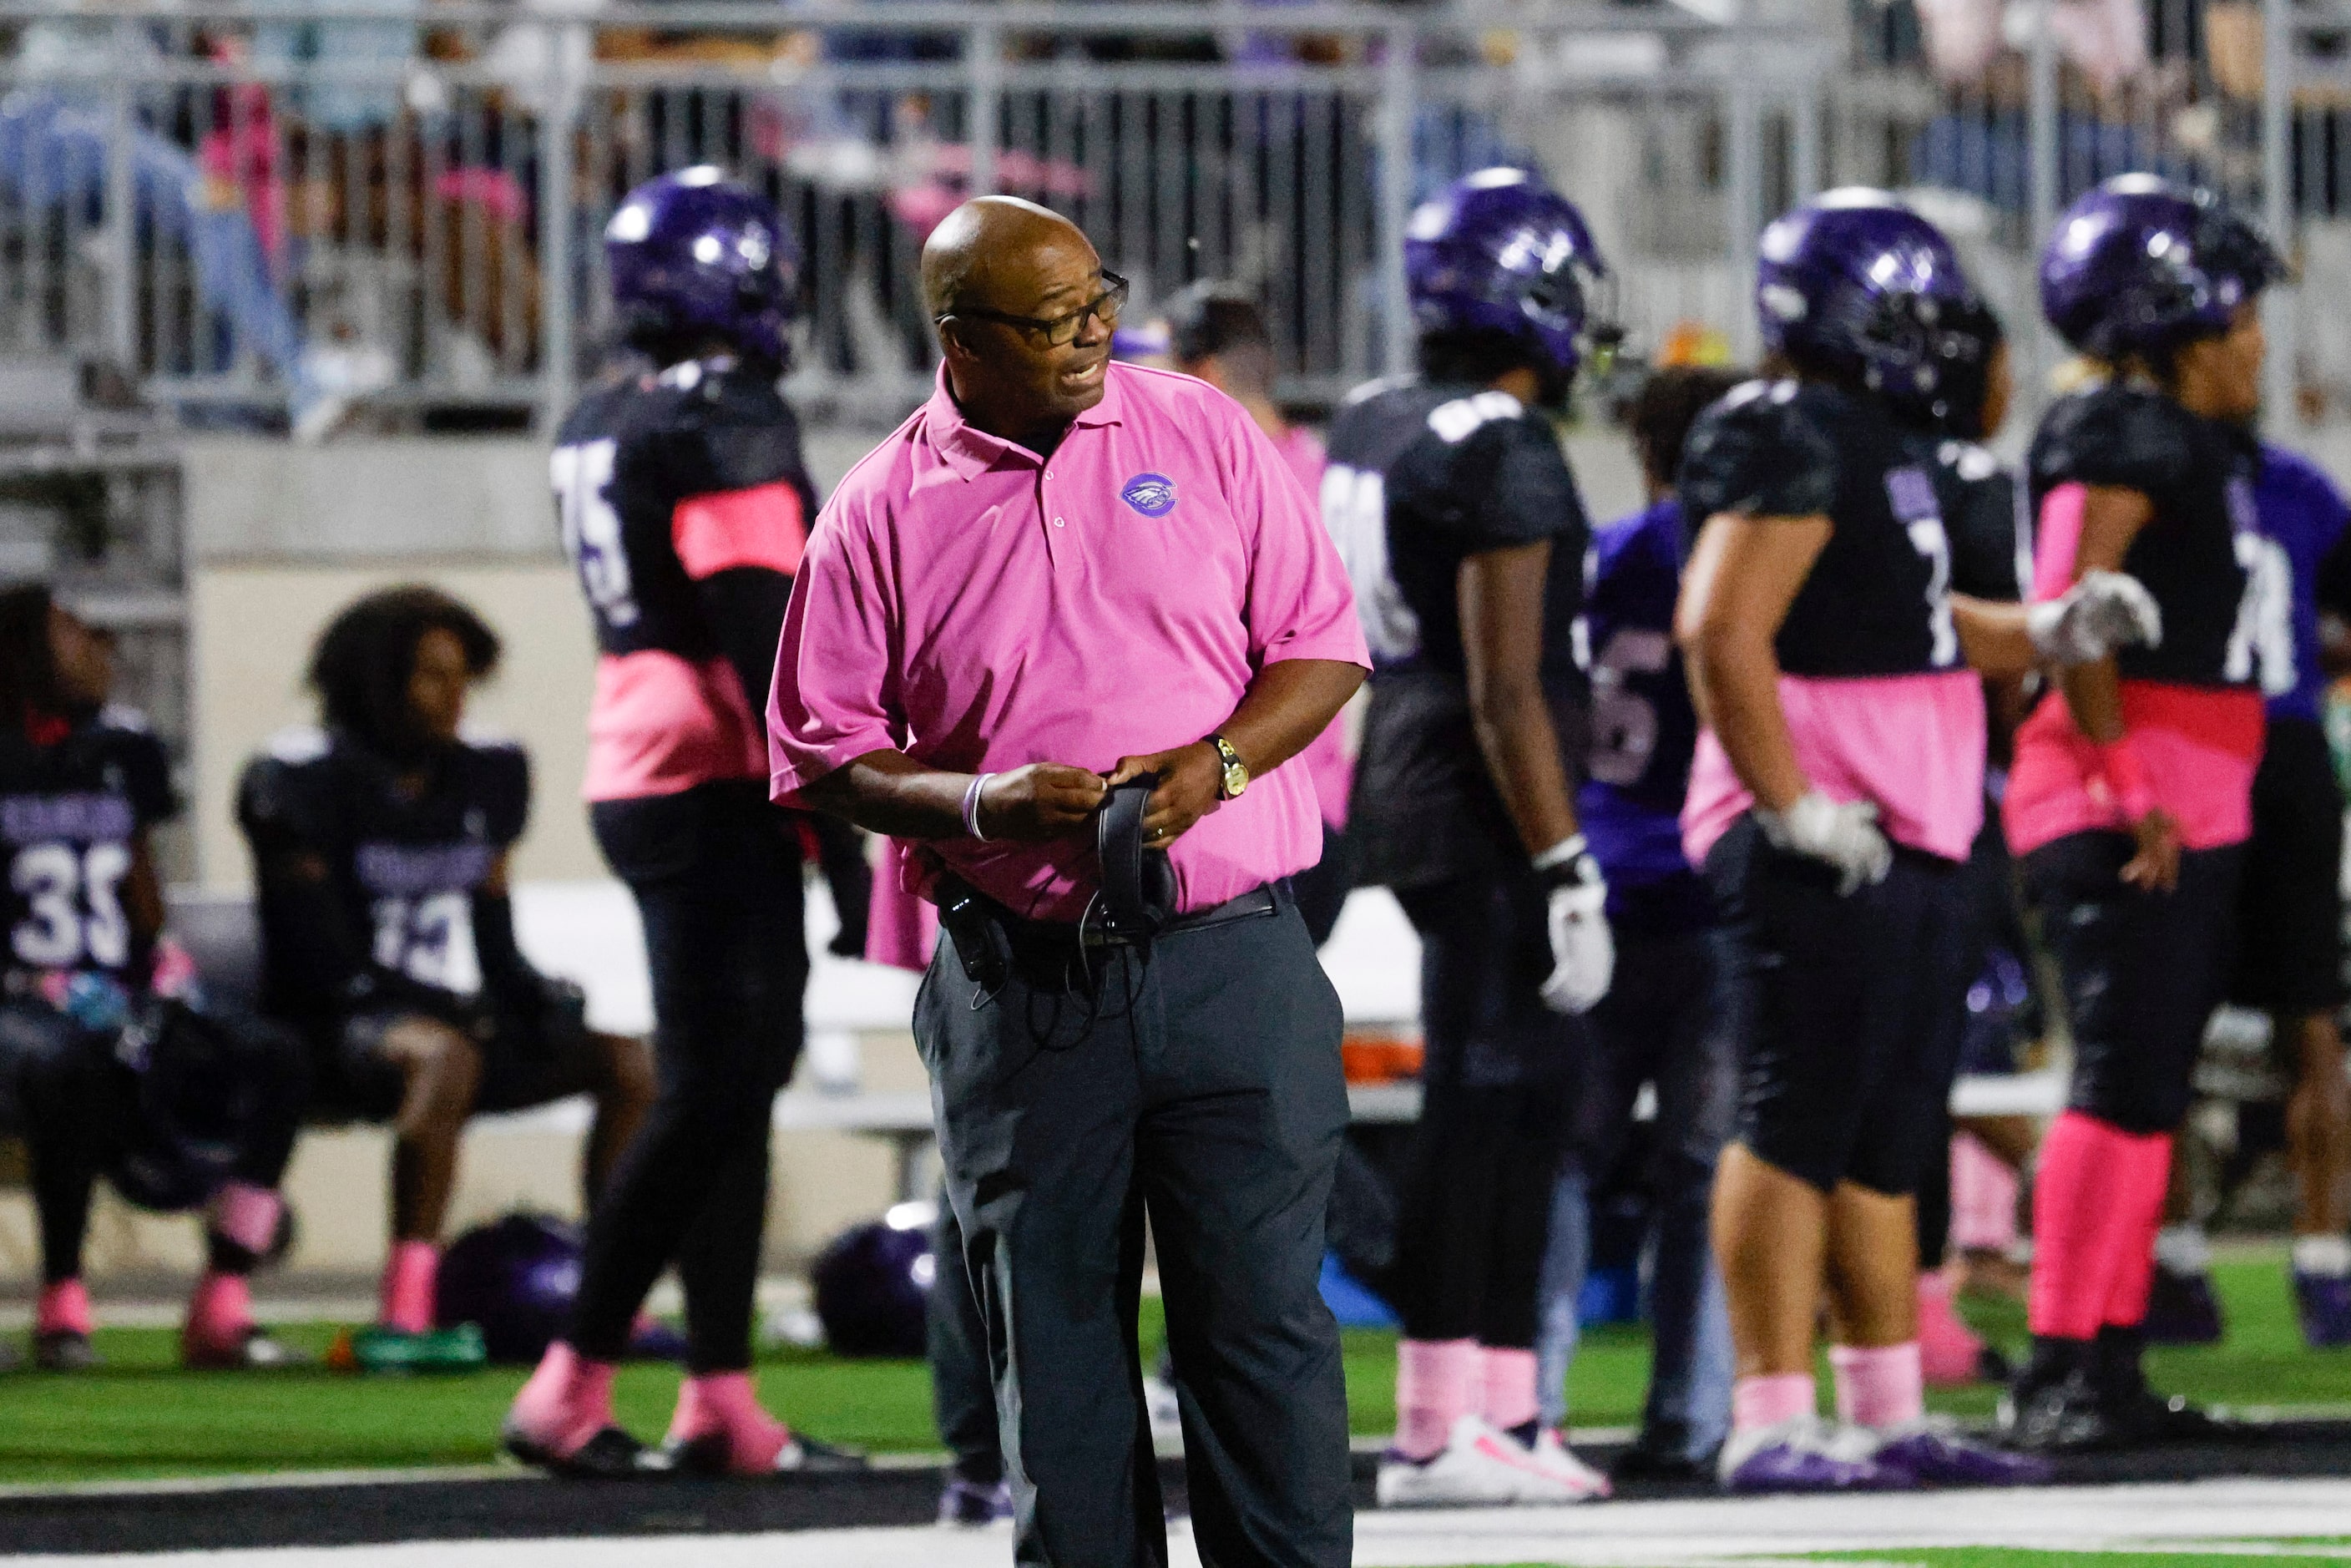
938,271,1129,347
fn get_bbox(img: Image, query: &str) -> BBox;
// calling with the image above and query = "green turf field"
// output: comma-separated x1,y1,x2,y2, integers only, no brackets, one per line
1,1251,2346,1485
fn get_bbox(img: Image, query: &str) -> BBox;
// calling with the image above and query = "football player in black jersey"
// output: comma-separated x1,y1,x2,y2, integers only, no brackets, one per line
1331,169,1617,1508
2000,176,2287,1450
239,587,655,1373
503,169,857,1477
1909,370,2050,1392
1675,191,2156,1491
0,586,308,1370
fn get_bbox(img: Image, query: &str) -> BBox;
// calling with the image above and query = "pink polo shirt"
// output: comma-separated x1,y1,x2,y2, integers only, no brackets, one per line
767,362,1369,921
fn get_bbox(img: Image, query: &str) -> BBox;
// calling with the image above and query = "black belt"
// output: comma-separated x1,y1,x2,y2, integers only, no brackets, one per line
937,876,1282,994
1067,883,1279,949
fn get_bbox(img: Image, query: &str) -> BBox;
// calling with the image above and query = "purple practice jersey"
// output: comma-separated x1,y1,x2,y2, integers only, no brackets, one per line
2256,444,2351,727
1577,498,1711,933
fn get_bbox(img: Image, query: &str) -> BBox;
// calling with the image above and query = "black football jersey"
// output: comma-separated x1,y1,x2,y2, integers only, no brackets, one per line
2028,383,2263,690
0,706,174,984
1323,376,1590,681
1937,439,2028,604
1678,379,1965,680
1327,376,1592,889
550,355,817,660
236,726,528,1022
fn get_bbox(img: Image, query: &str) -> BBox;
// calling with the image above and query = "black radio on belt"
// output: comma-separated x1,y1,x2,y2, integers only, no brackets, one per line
936,878,1009,994
1096,772,1176,942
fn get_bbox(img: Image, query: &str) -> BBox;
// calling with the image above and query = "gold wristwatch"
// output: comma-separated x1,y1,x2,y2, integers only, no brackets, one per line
1207,734,1249,800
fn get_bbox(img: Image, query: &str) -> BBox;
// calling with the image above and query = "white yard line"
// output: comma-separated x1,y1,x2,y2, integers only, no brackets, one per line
17,1479,2351,1568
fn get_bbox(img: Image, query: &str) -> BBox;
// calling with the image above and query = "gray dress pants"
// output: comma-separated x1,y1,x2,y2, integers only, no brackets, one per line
914,891,1352,1568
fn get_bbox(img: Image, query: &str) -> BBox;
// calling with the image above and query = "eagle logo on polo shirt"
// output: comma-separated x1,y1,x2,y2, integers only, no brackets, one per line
1120,473,1177,517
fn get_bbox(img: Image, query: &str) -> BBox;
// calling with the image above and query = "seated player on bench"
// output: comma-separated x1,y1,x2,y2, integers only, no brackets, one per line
0,585,309,1370
237,586,655,1372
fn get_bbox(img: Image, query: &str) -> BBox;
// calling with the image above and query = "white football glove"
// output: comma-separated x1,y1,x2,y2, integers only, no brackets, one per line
2026,569,2163,665
1754,791,1893,896
1535,836,1614,1015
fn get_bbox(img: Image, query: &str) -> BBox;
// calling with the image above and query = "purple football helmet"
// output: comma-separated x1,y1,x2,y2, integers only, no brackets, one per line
1756,188,2002,436
436,1212,582,1363
605,167,800,367
1404,167,1613,380
2040,175,2283,360
811,1211,935,1359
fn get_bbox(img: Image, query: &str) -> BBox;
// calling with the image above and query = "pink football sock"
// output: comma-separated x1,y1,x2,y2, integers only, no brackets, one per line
2102,1134,2175,1328
206,1183,284,1261
183,1272,255,1353
1393,1338,1477,1460
1916,1268,1984,1387
670,1371,791,1473
38,1278,94,1338
508,1342,618,1459
2029,1112,2166,1340
378,1241,439,1334
1829,1341,1925,1429
1949,1133,2020,1254
1731,1373,1816,1434
1478,1346,1540,1434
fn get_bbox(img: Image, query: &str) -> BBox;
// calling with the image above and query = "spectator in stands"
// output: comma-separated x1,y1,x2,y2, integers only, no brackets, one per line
0,586,310,1372
0,17,308,412
236,588,654,1373
248,0,419,139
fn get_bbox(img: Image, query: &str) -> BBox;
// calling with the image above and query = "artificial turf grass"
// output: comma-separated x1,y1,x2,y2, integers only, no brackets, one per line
0,1251,2343,1485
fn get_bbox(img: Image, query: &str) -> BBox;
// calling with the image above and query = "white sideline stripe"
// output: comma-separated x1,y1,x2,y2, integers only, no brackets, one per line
13,1479,2351,1566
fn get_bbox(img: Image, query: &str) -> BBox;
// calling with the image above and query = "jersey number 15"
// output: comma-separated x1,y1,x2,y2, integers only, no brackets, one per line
553,438,642,630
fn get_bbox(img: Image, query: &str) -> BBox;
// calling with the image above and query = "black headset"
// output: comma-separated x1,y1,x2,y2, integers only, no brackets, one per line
1095,773,1176,941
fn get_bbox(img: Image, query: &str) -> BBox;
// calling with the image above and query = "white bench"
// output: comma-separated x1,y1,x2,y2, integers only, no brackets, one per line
165,883,2070,1200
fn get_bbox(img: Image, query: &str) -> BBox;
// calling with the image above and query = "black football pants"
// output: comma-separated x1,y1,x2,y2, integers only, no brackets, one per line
572,780,806,1373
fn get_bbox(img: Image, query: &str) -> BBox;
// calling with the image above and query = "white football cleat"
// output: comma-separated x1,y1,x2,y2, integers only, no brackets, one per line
1528,1427,1613,1500
1376,1414,1605,1507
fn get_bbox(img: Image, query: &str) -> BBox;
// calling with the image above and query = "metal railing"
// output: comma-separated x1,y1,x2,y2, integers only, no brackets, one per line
0,1,1828,427
0,0,2340,432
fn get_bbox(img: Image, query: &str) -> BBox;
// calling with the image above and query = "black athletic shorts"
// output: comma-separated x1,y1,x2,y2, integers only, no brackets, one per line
1704,813,1962,1196
321,984,598,1121
2025,830,2243,1136
2230,716,2345,1016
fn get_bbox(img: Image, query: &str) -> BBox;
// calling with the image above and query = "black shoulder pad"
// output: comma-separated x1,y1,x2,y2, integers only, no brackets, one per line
665,367,807,497
235,736,338,850
465,736,532,847
1467,407,1585,547
1676,379,1840,523
2030,385,2196,497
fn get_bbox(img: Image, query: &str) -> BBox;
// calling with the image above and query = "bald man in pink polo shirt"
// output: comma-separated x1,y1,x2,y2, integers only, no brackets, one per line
770,198,1366,1568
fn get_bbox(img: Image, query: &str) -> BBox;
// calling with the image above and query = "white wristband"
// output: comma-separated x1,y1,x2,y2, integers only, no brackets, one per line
1531,834,1588,873
963,772,995,840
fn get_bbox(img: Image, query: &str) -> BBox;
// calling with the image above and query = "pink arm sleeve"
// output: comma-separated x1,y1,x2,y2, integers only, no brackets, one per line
2032,482,2088,601
1225,407,1369,670
766,504,902,803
